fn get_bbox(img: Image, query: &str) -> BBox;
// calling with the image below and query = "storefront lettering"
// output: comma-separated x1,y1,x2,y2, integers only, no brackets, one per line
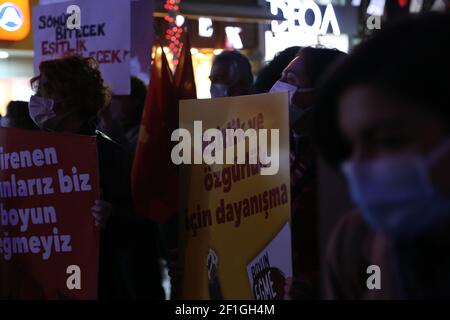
266,0,341,35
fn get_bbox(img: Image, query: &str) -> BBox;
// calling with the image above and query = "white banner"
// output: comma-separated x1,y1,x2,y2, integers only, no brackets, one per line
33,0,131,94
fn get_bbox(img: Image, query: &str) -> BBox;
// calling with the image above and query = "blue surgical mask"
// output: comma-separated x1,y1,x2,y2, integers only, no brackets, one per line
210,83,228,98
28,95,56,129
341,138,450,240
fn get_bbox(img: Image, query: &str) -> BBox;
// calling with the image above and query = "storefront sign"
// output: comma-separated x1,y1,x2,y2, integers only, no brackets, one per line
199,17,213,38
266,0,340,35
264,0,358,61
0,0,31,41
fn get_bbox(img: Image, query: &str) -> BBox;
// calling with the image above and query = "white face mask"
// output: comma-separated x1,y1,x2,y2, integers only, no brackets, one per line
28,95,73,131
270,80,314,104
271,81,314,125
28,95,56,129
270,80,297,105
210,83,228,98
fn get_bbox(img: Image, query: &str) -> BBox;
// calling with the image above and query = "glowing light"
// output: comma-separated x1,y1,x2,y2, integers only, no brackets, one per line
164,0,183,69
199,17,213,37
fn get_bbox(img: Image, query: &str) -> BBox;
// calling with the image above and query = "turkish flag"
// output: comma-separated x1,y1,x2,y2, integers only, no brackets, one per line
131,44,178,223
398,0,409,7
175,30,197,100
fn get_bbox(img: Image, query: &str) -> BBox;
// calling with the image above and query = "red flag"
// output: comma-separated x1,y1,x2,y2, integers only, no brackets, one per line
398,0,408,8
131,44,178,223
174,30,197,100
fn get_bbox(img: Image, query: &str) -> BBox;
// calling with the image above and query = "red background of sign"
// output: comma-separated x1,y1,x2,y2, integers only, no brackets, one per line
0,127,100,299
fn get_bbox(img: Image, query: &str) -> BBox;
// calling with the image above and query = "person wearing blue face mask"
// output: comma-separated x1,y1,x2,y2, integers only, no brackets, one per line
269,47,346,300
314,13,450,299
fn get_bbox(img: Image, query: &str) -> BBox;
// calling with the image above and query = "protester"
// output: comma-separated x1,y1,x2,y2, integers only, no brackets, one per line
254,46,301,94
270,47,346,299
98,76,147,155
209,50,254,98
1,101,38,130
312,13,450,299
29,55,164,299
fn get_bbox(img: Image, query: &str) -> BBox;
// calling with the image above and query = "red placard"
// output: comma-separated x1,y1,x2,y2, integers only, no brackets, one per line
0,127,100,299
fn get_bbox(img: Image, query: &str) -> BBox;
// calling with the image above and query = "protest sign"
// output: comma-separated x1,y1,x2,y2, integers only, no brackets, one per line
179,92,292,299
0,127,100,299
32,0,131,94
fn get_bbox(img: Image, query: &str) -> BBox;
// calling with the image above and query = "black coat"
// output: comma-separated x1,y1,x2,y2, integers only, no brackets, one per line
90,128,165,299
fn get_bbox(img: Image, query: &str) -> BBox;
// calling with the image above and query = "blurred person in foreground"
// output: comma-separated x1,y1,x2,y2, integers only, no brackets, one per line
209,50,254,98
29,56,164,299
270,47,346,299
1,101,38,130
313,13,450,299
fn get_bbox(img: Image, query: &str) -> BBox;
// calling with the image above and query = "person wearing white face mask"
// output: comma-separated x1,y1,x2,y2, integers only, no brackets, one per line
269,47,346,300
209,50,254,98
29,56,165,299
270,47,345,133
314,13,450,299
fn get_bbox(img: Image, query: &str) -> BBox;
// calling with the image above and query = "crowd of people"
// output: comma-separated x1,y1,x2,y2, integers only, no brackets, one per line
1,11,449,299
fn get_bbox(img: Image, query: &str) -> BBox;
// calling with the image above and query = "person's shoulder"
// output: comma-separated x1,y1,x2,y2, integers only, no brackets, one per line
329,209,371,252
325,209,375,277
323,210,374,299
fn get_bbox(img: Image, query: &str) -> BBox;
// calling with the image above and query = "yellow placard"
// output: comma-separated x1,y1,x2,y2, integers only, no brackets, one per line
179,92,292,300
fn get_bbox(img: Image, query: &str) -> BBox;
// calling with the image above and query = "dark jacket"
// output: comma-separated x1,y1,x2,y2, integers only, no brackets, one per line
324,210,450,299
82,124,164,299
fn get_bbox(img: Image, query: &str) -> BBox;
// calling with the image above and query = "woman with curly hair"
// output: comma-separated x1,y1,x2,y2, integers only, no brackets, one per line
28,56,164,299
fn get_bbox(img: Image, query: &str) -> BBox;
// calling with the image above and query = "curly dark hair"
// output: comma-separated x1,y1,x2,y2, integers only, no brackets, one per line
30,55,111,119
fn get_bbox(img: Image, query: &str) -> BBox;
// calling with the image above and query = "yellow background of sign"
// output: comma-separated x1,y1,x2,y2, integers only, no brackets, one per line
179,92,291,299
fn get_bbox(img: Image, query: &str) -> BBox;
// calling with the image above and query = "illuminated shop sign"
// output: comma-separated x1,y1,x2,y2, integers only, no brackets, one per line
266,0,341,35
0,0,30,41
198,16,244,50
264,0,356,61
